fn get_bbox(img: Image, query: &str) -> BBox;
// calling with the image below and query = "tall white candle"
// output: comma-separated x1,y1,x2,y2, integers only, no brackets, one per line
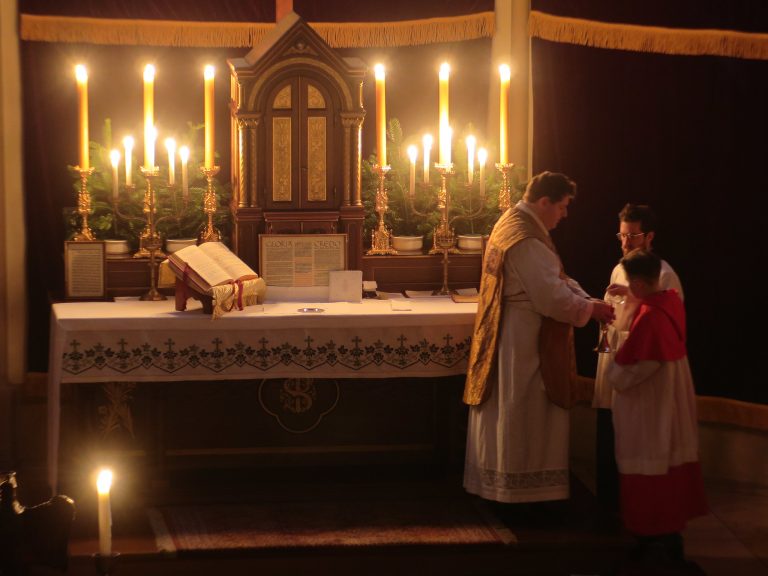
438,63,450,165
109,150,120,202
165,138,176,186
374,64,387,166
74,65,89,170
96,469,113,557
499,64,511,165
204,65,215,169
143,65,155,169
466,135,476,184
422,134,432,184
123,136,134,187
477,147,488,197
407,145,418,196
179,146,190,201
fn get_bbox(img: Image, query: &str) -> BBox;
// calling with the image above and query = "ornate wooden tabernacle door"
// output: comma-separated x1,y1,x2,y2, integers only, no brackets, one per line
228,13,367,271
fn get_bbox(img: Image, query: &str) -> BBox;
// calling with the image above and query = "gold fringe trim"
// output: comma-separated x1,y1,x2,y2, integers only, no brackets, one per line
20,12,494,48
529,10,768,61
697,396,768,432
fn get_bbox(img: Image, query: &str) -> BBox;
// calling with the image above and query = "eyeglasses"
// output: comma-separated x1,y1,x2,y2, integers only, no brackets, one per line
616,232,646,241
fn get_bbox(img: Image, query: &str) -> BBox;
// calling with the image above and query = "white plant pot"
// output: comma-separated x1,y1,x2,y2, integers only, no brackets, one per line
166,238,198,253
391,235,423,253
104,239,131,255
457,234,484,251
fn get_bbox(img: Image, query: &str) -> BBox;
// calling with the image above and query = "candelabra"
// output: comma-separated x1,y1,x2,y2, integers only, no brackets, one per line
113,167,190,301
407,163,487,295
366,164,396,255
72,167,96,241
495,162,516,211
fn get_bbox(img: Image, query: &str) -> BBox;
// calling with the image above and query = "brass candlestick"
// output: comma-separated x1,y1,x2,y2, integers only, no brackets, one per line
199,166,221,243
495,162,516,211
137,168,166,301
72,167,95,241
366,164,396,255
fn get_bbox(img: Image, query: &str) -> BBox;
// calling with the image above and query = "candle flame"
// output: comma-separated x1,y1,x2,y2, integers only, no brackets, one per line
407,145,418,163
466,135,476,149
422,134,433,149
143,64,155,82
499,64,511,82
165,138,176,153
110,150,120,168
204,65,215,80
123,135,134,150
439,62,450,80
75,64,87,83
96,469,113,494
478,147,488,167
374,63,385,80
179,146,190,163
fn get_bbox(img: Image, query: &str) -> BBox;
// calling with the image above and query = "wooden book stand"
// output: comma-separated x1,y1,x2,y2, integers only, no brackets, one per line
174,278,214,314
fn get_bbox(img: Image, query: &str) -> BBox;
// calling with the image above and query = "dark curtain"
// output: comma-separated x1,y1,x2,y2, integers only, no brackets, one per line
532,2,768,403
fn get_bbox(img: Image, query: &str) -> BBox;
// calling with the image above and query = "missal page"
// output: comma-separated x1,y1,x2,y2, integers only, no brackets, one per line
171,245,231,287
198,242,258,280
260,234,347,287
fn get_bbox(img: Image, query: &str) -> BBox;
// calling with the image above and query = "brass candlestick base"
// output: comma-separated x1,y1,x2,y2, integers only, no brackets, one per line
495,162,516,211
72,167,96,241
366,164,396,255
137,167,167,302
199,166,221,243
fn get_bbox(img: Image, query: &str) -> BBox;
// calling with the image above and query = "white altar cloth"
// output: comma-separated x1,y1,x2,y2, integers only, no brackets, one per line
47,298,478,492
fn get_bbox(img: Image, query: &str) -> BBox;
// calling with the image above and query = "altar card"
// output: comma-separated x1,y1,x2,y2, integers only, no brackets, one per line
259,234,347,287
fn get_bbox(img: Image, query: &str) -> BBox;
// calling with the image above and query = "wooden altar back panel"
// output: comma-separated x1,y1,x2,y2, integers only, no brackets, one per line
228,13,366,273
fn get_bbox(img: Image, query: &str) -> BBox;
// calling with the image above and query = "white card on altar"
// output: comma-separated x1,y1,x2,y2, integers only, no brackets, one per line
328,270,363,303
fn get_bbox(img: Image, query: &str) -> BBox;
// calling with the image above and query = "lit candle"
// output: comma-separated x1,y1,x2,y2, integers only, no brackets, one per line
109,150,120,202
179,145,190,201
165,138,176,186
123,136,134,187
466,135,476,184
407,145,418,196
499,64,511,165
422,134,432,184
75,65,89,170
478,147,488,197
374,64,387,166
438,62,450,165
204,65,215,170
96,469,113,557
143,65,155,168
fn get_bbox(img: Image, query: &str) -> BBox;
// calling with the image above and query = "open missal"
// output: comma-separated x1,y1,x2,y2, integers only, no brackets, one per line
167,242,264,317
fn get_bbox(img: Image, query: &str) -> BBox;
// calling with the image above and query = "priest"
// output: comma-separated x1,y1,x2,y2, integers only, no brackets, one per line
463,171,614,504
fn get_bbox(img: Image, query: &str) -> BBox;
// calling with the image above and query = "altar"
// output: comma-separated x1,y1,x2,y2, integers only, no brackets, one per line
47,298,478,492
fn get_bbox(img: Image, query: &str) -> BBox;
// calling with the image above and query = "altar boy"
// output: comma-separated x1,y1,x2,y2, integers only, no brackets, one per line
606,249,707,570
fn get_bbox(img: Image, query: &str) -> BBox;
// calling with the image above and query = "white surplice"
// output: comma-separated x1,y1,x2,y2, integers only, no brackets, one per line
464,204,593,503
593,260,683,408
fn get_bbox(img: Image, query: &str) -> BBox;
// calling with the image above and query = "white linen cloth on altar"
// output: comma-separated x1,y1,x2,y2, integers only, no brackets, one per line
463,238,592,503
47,298,477,493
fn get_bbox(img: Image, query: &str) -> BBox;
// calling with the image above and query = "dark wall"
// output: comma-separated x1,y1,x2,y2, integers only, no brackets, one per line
532,25,768,403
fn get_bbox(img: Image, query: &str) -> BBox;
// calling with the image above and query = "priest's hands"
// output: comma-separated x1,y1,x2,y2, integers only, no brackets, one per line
590,300,615,324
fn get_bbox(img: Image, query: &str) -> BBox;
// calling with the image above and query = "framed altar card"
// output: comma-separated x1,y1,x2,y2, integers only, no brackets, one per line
259,234,347,287
64,241,107,300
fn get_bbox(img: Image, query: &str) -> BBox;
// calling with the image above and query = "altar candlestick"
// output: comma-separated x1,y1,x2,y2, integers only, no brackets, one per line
179,145,190,201
499,64,510,164
374,64,387,166
123,136,134,187
478,147,488,197
165,138,176,186
143,65,155,168
407,145,418,196
75,65,89,170
96,469,113,557
109,150,120,202
204,65,215,169
422,134,432,184
438,63,450,165
466,135,476,184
